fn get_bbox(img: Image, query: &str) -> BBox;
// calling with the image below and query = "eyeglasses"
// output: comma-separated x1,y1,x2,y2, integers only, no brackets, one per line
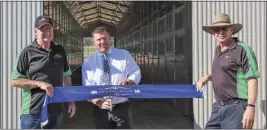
212,27,229,32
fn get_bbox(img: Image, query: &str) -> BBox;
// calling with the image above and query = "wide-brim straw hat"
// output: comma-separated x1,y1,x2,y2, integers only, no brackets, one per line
202,13,243,35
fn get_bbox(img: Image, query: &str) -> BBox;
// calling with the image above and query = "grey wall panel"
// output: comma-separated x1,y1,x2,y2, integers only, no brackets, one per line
0,2,2,129
191,2,266,129
0,1,43,129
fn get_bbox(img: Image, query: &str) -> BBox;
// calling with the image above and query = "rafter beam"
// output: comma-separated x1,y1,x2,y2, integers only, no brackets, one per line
111,10,120,18
75,6,97,14
99,16,117,23
77,11,98,20
81,15,99,23
99,17,118,24
81,12,98,18
99,11,122,20
100,14,120,22
73,4,83,15
103,1,130,9
82,15,118,25
100,6,126,15
67,2,75,9
114,3,123,13
86,18,99,23
80,17,99,26
78,14,98,23
76,1,88,26
78,1,92,5
100,19,118,26
89,20,117,26
78,6,125,16
121,1,128,5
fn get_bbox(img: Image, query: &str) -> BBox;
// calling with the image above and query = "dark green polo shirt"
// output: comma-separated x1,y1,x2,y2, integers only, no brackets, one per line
212,38,260,101
11,40,72,115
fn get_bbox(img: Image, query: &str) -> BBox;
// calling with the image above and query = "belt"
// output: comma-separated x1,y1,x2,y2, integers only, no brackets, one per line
217,98,247,106
112,100,129,107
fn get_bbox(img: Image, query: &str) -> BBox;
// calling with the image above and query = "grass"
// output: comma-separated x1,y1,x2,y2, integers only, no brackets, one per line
83,46,96,59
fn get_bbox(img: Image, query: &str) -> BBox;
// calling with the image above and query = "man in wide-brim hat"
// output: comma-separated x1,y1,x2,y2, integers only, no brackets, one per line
196,13,260,129
202,13,243,35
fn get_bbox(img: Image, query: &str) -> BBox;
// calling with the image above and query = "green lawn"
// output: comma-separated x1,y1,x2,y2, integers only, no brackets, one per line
83,46,96,59
83,46,114,59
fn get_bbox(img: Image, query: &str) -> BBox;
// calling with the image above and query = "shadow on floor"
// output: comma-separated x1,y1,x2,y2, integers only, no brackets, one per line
60,100,193,129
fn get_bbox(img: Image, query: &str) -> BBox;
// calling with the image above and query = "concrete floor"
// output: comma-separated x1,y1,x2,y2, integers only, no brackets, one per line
60,99,193,129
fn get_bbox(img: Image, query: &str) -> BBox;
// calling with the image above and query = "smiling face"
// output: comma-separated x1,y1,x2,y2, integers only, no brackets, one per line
212,26,234,44
92,27,112,53
34,24,54,43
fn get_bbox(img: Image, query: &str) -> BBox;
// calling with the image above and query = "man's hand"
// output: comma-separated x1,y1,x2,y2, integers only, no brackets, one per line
243,78,257,129
196,74,211,92
242,106,255,129
119,79,135,85
38,81,54,97
68,102,76,118
95,99,112,110
196,80,205,92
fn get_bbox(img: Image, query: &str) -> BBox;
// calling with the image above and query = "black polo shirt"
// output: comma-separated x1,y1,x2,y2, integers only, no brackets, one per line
11,40,72,115
212,38,260,101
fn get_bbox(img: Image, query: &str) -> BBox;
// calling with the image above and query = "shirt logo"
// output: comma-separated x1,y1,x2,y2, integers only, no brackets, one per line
54,54,62,59
225,55,230,59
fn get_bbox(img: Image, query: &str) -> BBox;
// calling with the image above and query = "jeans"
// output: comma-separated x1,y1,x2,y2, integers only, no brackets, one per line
20,112,63,129
205,100,247,129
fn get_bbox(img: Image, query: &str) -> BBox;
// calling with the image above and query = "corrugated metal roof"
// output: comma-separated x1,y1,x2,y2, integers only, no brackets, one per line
62,1,133,28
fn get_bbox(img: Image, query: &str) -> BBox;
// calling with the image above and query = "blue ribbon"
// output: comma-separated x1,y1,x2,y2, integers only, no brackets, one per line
41,84,203,127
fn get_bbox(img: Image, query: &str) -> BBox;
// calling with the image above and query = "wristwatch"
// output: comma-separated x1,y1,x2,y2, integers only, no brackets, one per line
247,104,255,108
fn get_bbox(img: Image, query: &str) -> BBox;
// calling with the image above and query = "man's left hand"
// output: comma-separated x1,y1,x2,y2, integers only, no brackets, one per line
242,106,255,129
119,79,135,85
68,102,76,118
125,79,135,85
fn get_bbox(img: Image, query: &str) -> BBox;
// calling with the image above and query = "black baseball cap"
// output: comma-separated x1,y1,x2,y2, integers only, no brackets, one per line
34,15,53,29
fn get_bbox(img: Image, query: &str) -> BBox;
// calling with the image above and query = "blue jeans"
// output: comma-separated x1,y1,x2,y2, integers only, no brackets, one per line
205,100,247,129
20,113,63,129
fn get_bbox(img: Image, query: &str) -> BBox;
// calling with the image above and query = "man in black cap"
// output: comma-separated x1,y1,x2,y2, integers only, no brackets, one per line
11,15,76,129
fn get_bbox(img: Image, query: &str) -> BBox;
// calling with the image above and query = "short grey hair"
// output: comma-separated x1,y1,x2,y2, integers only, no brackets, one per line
91,26,110,37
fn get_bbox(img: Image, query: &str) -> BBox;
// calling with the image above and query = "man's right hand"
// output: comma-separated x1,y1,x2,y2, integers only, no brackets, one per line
95,99,112,110
38,81,54,97
196,79,205,92
196,74,211,92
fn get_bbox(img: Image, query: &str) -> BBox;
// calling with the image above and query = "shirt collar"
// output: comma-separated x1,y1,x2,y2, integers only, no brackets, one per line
32,39,55,52
228,37,239,50
216,37,239,55
96,48,112,57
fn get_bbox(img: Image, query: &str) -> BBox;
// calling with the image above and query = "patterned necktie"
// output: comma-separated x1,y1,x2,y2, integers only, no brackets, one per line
102,54,111,85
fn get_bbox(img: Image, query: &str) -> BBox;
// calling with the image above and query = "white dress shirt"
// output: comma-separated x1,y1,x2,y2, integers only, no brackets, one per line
82,48,141,104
